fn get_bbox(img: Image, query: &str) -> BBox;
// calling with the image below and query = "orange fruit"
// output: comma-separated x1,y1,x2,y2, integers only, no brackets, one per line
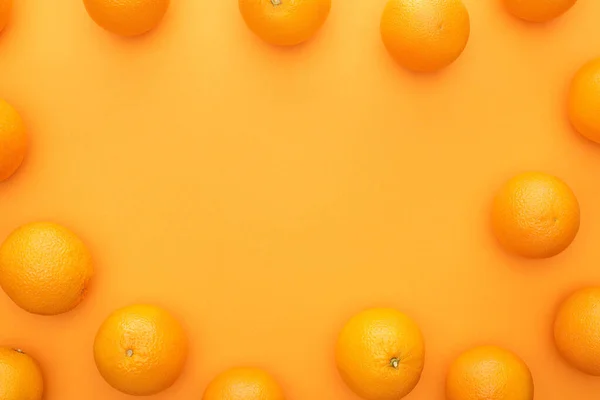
238,0,331,46
491,172,580,259
335,308,425,400
567,58,600,144
446,345,534,400
554,287,600,375
503,0,576,22
94,304,188,396
203,367,285,400
380,0,470,72
0,0,12,33
0,347,44,400
0,98,27,182
83,0,170,37
0,222,93,315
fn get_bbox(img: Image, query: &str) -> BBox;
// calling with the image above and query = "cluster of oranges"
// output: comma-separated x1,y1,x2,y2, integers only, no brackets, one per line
1,0,600,399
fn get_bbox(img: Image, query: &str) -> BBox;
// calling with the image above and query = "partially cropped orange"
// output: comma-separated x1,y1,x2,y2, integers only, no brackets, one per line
335,308,425,400
0,222,93,315
446,346,534,400
238,0,331,46
503,0,576,22
491,172,580,259
83,0,170,37
203,367,285,400
554,287,600,376
0,98,27,182
0,347,44,400
380,0,470,72
568,58,600,144
0,0,12,33
94,304,188,396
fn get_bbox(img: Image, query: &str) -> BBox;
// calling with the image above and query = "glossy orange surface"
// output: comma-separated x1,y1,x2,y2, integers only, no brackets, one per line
1,0,600,399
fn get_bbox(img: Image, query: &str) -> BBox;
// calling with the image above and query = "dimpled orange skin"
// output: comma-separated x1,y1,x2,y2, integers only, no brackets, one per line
335,308,425,400
83,0,170,37
0,222,93,315
94,304,188,396
0,347,44,400
491,172,580,259
0,98,27,182
0,0,12,33
503,0,576,22
380,0,470,72
446,346,534,400
567,58,600,144
238,0,331,46
203,367,286,400
554,287,600,376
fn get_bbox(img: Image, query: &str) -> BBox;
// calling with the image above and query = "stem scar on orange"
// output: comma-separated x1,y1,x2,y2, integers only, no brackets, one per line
491,172,580,259
503,0,577,22
83,0,170,37
203,367,285,400
0,98,27,182
567,58,600,144
238,0,331,46
0,347,44,400
380,0,470,72
93,304,188,396
335,308,425,400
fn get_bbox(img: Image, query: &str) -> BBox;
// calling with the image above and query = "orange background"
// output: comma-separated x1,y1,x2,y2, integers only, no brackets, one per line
1,0,600,398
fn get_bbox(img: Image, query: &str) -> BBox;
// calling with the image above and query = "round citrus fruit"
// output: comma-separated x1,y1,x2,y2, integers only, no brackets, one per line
83,0,170,37
335,308,425,400
0,0,12,33
380,0,470,72
491,172,580,259
446,345,533,400
0,347,44,400
94,304,188,396
0,98,26,182
203,367,285,400
554,287,600,375
0,222,93,315
567,58,600,144
238,0,331,46
503,0,576,22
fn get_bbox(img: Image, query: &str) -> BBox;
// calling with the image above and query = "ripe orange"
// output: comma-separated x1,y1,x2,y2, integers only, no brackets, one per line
446,346,534,400
94,304,188,396
238,0,331,46
491,172,580,259
0,98,27,182
567,58,600,144
83,0,170,37
0,222,93,315
380,0,470,72
0,347,44,400
335,308,425,400
503,0,576,22
0,0,12,33
203,367,285,400
554,287,600,375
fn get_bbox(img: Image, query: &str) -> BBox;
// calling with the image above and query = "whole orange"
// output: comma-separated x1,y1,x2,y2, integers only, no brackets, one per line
0,222,93,315
567,58,600,144
0,0,12,33
83,0,170,37
491,172,579,259
554,287,600,375
0,98,27,182
335,308,425,400
238,0,331,46
503,0,576,22
0,347,44,400
94,304,188,396
380,0,470,72
203,367,285,400
446,346,533,400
